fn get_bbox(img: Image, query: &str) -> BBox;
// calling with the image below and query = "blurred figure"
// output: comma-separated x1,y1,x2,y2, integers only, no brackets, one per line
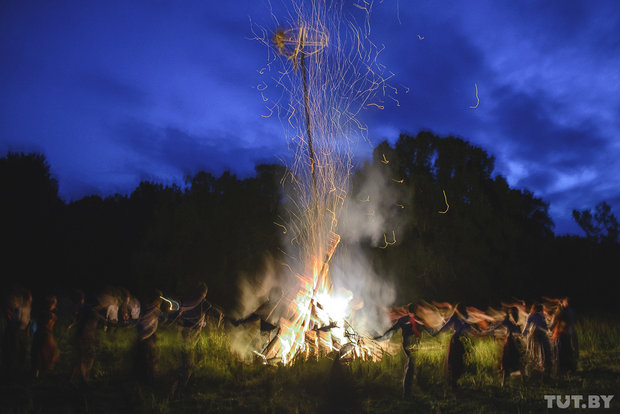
233,287,281,331
136,290,164,383
233,287,282,356
32,295,60,377
434,303,473,389
487,307,523,387
174,283,208,317
71,295,101,385
415,301,448,331
501,299,528,331
104,298,119,332
68,290,85,328
375,303,423,398
117,288,132,326
550,297,578,376
171,313,206,397
129,296,141,321
170,284,210,397
522,303,552,380
2,289,32,378
465,306,495,332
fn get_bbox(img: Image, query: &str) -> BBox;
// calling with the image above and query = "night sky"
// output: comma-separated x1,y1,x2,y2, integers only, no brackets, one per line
1,0,619,235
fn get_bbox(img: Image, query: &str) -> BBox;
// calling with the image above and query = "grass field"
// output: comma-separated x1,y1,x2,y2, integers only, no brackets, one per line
2,316,619,413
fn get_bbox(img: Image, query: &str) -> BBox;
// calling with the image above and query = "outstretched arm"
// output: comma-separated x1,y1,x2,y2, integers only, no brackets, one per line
482,320,504,335
374,317,402,340
432,313,456,337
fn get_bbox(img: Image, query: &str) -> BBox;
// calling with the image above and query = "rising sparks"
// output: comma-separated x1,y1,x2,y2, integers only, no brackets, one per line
250,0,398,364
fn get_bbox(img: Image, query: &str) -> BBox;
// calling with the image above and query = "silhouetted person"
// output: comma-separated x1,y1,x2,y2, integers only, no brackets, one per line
170,284,209,397
434,303,473,389
487,308,523,387
118,288,132,326
129,296,141,320
101,292,119,332
136,290,164,384
232,287,281,333
550,298,577,376
71,297,101,385
375,303,423,398
68,290,85,328
32,295,60,377
2,289,32,378
523,303,551,380
233,287,282,358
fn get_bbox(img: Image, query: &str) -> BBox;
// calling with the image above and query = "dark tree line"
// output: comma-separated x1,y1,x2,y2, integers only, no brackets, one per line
348,132,620,309
1,132,618,311
1,152,284,310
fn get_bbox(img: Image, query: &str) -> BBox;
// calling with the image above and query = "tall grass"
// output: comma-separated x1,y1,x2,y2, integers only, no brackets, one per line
2,316,619,413
577,316,620,352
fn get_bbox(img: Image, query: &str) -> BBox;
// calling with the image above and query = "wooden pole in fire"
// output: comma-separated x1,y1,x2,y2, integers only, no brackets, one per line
298,27,320,217
298,28,333,287
274,26,331,285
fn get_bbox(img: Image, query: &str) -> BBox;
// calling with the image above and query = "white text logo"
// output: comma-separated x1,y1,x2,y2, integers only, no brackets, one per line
544,395,614,409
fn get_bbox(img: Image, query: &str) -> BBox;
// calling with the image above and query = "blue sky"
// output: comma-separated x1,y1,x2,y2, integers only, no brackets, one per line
1,0,619,234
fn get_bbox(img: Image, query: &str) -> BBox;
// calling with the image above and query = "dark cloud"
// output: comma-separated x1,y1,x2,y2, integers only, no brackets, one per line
490,86,608,165
516,169,557,195
114,120,286,181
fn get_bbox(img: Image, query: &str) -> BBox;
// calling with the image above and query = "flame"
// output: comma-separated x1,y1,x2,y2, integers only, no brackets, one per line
258,232,382,364
264,259,379,364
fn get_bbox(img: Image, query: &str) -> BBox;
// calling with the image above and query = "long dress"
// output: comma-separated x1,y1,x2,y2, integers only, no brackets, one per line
73,304,99,382
2,298,31,375
438,313,471,388
523,312,551,376
500,319,522,375
31,309,60,374
136,304,162,382
551,307,577,375
385,314,422,397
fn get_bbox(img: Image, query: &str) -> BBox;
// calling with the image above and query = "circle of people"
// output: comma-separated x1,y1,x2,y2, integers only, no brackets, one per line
2,286,577,397
373,297,577,397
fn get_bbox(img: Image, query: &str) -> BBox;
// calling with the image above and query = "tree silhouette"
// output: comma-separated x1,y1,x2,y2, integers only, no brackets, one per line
573,201,619,243
0,153,64,289
352,132,554,303
1,143,617,310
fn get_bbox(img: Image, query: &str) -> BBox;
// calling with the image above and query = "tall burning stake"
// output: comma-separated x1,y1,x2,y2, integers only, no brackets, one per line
273,26,321,215
251,0,399,364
